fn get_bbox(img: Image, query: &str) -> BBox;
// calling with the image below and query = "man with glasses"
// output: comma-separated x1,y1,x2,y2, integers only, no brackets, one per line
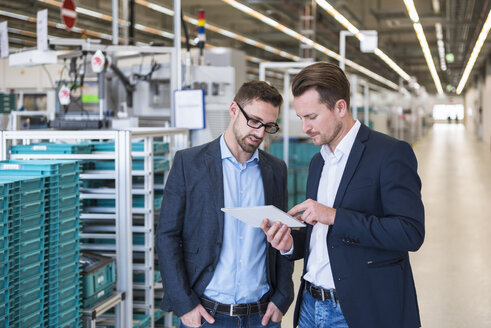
157,81,294,328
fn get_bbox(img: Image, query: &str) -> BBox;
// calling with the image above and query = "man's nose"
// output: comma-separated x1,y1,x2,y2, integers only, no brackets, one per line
302,120,311,134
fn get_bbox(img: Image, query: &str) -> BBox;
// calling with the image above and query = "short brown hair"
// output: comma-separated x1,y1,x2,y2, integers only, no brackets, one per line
234,80,283,109
291,62,350,110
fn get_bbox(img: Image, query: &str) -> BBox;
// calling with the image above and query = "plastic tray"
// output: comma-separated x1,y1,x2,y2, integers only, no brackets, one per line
10,143,92,154
92,141,169,154
82,284,114,309
93,156,169,171
80,251,116,298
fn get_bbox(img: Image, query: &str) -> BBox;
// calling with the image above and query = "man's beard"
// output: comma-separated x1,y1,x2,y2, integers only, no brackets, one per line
234,121,262,153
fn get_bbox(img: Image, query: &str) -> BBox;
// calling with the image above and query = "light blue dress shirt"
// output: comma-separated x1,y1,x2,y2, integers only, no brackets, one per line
203,135,270,304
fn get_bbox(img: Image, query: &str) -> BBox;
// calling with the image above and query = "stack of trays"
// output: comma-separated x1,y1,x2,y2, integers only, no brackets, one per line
91,141,169,154
11,142,93,155
0,160,81,328
80,251,116,309
0,176,47,328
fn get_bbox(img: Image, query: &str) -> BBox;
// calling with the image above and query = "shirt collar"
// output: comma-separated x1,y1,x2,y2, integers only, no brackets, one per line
321,120,361,163
220,134,259,164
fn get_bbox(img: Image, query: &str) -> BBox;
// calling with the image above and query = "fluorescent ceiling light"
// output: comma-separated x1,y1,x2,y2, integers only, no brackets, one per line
404,2,443,94
456,9,491,94
221,0,398,90
316,0,412,83
20,3,269,66
435,23,447,71
403,0,420,23
134,0,300,61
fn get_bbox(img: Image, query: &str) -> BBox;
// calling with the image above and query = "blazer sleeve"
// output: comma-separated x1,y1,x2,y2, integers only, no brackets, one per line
331,140,425,252
270,160,295,314
156,151,200,316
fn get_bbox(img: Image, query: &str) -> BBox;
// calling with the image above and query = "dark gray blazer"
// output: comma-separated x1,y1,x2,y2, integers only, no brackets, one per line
289,124,424,328
156,137,294,317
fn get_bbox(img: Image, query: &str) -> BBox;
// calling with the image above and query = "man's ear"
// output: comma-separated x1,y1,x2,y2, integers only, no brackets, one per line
336,99,348,118
229,101,238,119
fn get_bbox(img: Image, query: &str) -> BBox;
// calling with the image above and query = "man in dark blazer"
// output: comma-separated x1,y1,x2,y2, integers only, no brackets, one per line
157,81,294,328
262,63,425,328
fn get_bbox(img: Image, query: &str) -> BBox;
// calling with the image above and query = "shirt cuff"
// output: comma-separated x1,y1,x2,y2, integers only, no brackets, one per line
280,245,294,256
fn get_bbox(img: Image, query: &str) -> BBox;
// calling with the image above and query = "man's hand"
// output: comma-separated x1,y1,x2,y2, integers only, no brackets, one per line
180,304,215,327
261,219,293,251
261,301,283,326
288,199,336,226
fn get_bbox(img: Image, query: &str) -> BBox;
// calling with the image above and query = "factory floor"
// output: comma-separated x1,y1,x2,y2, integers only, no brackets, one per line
282,123,491,328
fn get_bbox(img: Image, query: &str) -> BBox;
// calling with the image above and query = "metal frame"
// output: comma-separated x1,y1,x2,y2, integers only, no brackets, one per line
259,61,314,166
82,292,126,328
0,127,189,328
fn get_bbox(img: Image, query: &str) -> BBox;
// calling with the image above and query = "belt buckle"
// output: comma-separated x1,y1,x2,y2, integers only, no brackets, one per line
229,304,235,316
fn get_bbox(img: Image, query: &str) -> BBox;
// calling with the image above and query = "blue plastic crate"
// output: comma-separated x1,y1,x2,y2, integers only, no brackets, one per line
54,307,80,327
93,156,169,172
58,294,79,314
15,305,45,327
92,141,169,154
82,284,114,309
16,285,45,306
17,273,46,292
16,249,45,267
0,248,8,276
13,237,46,257
47,195,79,212
11,260,46,281
0,301,8,318
0,159,79,176
0,175,45,192
11,213,45,230
80,252,116,298
17,225,45,242
59,216,79,232
11,142,92,154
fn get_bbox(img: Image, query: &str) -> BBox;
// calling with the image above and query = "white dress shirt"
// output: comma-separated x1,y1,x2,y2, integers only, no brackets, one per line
303,120,361,289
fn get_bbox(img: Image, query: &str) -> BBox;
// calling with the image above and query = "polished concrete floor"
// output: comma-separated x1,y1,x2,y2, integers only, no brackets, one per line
283,123,491,327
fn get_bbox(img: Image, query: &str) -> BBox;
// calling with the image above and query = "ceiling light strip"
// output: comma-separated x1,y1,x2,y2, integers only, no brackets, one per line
316,0,412,83
134,0,300,61
1,9,266,67
403,0,443,94
221,0,398,90
456,9,491,94
435,23,447,71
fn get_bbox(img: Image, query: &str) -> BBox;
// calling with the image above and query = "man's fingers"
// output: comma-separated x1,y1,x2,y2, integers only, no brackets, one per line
198,305,215,324
287,202,306,217
260,218,271,233
265,221,281,243
261,307,273,326
272,224,289,245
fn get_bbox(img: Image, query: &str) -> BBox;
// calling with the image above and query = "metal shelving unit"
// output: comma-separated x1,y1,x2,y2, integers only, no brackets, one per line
0,127,189,328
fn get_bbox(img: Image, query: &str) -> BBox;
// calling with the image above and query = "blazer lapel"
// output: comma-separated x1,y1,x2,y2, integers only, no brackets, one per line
259,152,274,206
304,154,324,261
204,138,225,239
332,124,369,208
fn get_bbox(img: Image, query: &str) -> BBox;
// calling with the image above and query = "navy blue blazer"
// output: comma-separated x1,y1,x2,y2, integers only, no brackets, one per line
156,137,294,317
290,124,425,328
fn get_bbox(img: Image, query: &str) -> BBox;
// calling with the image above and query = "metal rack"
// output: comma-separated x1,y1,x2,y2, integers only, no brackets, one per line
0,127,189,328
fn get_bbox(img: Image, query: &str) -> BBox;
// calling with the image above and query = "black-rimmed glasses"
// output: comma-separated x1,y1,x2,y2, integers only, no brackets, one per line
236,102,280,134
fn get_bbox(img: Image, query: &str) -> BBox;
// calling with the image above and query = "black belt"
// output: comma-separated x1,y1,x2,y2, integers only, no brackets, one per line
305,280,338,302
200,297,269,317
